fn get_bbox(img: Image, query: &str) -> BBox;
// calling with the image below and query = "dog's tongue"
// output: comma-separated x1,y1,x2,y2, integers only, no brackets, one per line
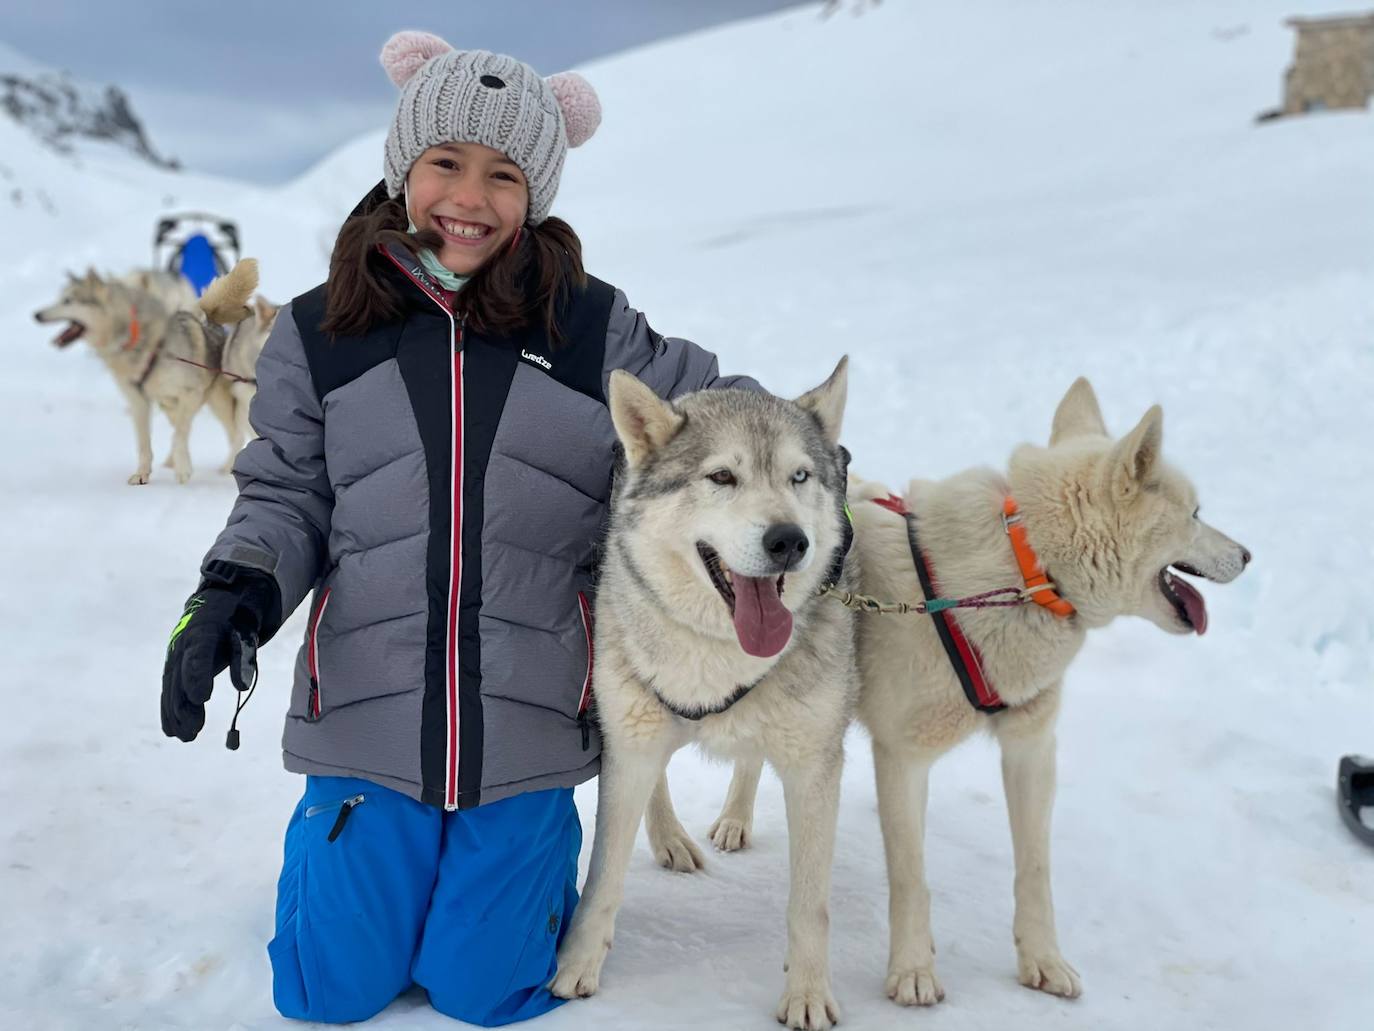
732,575,793,657
1173,577,1208,636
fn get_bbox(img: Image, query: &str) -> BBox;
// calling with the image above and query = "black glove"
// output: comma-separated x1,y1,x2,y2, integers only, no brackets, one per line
161,561,280,744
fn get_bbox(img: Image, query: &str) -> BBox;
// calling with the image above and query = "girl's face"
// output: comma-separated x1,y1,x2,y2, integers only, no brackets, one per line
406,142,529,276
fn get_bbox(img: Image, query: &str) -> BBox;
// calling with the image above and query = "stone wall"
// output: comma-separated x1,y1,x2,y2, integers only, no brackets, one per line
1283,13,1374,114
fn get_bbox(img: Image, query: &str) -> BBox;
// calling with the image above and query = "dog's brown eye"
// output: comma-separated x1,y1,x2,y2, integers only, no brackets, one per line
708,469,736,486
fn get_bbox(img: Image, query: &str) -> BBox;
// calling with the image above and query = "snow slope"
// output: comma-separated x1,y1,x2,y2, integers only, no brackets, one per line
1,2,1371,1029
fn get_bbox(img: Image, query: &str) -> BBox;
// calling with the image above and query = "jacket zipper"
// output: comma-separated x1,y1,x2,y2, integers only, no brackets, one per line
577,590,594,750
379,247,465,811
305,793,365,842
307,587,332,719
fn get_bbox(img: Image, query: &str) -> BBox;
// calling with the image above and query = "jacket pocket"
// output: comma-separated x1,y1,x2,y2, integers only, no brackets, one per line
306,586,333,720
576,591,594,751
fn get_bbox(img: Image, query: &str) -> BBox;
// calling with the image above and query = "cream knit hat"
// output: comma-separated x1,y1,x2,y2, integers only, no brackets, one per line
380,30,601,224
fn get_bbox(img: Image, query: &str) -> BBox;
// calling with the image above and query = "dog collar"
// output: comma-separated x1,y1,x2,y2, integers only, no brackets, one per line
648,675,764,721
1002,497,1075,618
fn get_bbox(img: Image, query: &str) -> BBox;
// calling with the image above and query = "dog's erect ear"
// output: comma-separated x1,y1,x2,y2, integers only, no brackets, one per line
1106,405,1163,502
794,355,848,447
83,267,102,286
608,369,685,468
254,295,280,328
65,269,79,285
1050,377,1108,446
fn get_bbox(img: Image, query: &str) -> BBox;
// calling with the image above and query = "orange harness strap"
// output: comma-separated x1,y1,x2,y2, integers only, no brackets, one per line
121,306,142,351
1002,497,1075,618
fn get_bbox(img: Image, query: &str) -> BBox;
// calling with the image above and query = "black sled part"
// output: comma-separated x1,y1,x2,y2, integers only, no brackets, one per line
1337,755,1374,847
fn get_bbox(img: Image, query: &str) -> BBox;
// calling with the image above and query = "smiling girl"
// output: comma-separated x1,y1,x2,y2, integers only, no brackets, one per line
160,30,755,1026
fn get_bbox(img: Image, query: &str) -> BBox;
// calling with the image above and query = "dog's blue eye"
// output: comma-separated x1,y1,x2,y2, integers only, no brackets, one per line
708,469,736,486
792,469,809,484
1192,507,1200,519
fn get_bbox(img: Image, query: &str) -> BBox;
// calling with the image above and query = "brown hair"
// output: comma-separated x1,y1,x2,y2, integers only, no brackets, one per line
321,191,586,345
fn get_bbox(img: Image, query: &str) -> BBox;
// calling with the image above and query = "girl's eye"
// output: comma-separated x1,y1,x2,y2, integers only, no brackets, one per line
435,159,458,171
792,469,810,485
493,172,519,183
708,469,736,486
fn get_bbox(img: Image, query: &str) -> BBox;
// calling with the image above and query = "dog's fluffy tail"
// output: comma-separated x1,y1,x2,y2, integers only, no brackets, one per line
199,258,259,325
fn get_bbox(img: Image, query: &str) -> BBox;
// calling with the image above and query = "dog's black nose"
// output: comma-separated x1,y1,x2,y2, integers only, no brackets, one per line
763,523,809,567
1240,546,1252,567
32,312,44,323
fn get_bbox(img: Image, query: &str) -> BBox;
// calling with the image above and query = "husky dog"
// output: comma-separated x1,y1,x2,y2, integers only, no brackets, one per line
119,267,200,312
710,378,1251,1006
208,294,279,455
551,360,857,1030
33,260,258,484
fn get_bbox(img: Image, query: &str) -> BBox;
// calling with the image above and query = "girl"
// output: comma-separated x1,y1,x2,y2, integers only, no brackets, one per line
160,31,755,1027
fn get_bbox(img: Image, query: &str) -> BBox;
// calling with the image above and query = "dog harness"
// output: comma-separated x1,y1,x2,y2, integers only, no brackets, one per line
871,493,1075,714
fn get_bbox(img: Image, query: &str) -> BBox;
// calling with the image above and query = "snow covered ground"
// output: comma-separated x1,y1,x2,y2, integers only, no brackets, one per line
2,1,1371,1028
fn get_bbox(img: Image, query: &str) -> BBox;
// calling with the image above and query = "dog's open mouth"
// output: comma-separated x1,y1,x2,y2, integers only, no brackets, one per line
52,321,86,348
697,542,792,658
1159,563,1208,635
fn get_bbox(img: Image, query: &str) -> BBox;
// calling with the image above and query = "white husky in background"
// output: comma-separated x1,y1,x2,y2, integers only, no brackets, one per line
711,378,1250,1007
552,360,857,1030
33,261,258,484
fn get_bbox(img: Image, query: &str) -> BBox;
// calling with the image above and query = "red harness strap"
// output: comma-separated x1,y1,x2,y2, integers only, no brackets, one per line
874,494,1006,712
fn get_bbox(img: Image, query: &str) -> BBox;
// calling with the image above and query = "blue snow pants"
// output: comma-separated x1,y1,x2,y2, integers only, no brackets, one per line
267,776,581,1026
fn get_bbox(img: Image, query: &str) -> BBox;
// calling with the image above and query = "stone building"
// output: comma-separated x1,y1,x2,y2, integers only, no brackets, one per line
1281,12,1374,114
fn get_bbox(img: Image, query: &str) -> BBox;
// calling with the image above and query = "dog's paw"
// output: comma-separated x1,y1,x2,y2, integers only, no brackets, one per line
652,830,705,873
549,944,608,1000
885,965,944,1006
174,467,192,485
1017,949,1082,998
127,470,150,485
708,816,751,852
775,982,840,1030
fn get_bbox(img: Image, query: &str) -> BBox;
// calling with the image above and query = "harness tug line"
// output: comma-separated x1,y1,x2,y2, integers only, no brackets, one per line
816,492,1077,714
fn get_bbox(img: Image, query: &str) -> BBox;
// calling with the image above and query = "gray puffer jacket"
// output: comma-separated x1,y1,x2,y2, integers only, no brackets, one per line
204,243,755,809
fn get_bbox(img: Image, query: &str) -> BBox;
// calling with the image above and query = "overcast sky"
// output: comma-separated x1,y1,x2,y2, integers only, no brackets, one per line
1,0,808,183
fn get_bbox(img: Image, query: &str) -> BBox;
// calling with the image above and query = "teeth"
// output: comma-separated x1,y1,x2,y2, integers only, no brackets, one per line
722,568,733,585
440,218,488,239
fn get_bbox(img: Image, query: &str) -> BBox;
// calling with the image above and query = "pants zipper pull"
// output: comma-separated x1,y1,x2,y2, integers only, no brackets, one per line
327,795,364,843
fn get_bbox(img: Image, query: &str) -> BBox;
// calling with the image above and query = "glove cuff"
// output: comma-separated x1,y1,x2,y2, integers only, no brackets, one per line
199,560,284,644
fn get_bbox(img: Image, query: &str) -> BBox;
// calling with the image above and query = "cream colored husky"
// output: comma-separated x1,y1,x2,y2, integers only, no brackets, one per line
711,378,1250,1007
33,261,258,484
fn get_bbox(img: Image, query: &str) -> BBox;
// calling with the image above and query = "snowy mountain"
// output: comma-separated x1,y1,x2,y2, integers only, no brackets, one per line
0,40,177,170
1,2,1371,1030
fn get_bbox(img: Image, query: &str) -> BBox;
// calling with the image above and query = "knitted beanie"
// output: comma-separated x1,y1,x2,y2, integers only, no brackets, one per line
380,30,601,225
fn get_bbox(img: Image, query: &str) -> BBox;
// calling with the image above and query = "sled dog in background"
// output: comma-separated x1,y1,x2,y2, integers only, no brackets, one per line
33,260,259,484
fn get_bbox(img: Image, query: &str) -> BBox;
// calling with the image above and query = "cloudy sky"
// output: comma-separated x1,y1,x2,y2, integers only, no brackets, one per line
1,0,808,183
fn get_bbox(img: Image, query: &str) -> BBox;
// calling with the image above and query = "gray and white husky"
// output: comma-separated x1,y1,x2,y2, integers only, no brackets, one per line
32,260,258,484
552,359,857,1030
711,378,1251,1007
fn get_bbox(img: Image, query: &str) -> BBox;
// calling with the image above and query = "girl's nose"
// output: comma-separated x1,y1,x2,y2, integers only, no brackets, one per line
448,173,486,210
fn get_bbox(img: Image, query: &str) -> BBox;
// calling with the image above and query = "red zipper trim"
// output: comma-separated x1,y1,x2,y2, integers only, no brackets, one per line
445,323,463,807
576,591,594,715
308,587,332,718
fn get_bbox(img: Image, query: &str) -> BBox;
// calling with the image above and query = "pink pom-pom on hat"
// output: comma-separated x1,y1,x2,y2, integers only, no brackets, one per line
380,30,453,88
546,72,601,148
